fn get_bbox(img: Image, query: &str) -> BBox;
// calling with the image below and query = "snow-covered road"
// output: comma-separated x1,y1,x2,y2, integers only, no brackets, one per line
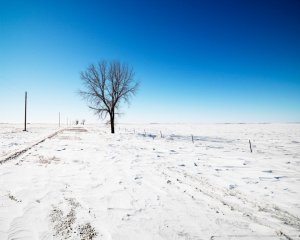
0,124,299,239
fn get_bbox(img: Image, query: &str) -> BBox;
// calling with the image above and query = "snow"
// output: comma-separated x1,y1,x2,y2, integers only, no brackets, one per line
0,123,299,239
0,123,59,159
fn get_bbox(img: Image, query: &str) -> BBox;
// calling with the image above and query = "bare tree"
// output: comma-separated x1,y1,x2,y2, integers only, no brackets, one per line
79,60,139,133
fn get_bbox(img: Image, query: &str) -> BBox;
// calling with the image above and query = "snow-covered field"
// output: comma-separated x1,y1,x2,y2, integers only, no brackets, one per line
0,123,299,239
0,124,60,159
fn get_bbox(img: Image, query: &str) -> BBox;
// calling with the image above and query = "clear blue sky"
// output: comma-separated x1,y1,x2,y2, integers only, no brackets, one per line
1,0,299,123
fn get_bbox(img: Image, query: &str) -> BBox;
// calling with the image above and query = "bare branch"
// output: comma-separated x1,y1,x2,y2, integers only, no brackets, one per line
79,60,139,133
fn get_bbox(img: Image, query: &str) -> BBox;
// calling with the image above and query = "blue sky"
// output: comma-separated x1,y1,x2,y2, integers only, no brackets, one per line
0,0,299,123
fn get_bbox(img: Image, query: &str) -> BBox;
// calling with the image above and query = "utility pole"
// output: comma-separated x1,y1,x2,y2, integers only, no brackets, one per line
24,91,27,131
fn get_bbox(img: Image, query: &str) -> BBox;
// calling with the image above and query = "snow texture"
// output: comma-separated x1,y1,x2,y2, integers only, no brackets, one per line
0,123,299,239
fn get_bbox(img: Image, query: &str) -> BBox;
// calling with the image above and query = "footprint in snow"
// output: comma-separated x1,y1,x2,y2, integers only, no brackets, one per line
229,184,237,190
134,176,142,180
56,148,66,151
274,176,287,180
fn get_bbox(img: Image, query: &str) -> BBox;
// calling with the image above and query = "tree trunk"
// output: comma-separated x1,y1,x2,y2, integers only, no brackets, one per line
110,114,115,134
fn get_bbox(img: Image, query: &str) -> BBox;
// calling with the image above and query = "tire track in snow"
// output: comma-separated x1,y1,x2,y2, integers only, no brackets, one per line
162,166,299,239
0,128,86,165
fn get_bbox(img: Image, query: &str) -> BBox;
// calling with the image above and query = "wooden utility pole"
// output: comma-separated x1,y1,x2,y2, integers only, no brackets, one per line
24,91,27,131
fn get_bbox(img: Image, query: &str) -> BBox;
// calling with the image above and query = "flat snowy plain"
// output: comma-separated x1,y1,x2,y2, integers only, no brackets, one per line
0,123,299,240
